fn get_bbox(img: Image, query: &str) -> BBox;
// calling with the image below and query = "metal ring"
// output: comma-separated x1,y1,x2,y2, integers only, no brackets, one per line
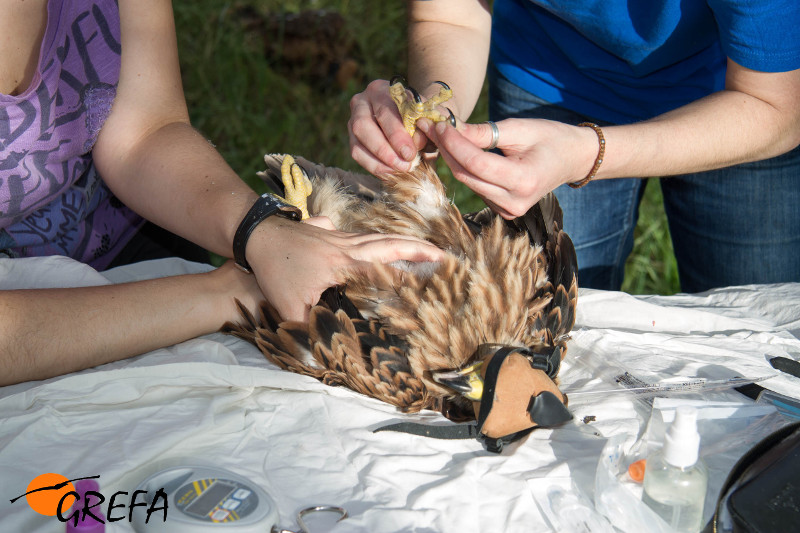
296,505,348,533
486,120,500,150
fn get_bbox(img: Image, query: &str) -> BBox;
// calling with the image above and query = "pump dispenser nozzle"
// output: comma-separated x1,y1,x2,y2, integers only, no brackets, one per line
664,405,701,468
642,406,708,532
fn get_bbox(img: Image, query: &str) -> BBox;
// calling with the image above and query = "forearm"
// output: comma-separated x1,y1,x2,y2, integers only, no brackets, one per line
417,52,800,218
596,62,800,181
600,94,797,180
92,0,259,258
408,0,492,121
96,121,257,258
0,264,256,386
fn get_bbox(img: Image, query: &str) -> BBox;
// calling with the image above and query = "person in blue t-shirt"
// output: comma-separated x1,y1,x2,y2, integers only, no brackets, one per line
348,0,800,293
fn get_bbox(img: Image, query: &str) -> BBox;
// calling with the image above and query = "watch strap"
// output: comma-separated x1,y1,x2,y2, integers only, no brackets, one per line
233,193,301,273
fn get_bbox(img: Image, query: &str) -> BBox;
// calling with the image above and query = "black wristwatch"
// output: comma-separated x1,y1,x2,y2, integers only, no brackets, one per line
233,193,302,273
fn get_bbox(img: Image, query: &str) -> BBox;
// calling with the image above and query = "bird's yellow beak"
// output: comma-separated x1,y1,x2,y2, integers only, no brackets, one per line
432,362,485,401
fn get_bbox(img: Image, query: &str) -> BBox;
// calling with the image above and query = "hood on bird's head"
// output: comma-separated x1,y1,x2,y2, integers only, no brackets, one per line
433,343,572,444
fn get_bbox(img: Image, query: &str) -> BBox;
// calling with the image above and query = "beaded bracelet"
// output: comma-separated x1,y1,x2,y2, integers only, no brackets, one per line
569,122,605,189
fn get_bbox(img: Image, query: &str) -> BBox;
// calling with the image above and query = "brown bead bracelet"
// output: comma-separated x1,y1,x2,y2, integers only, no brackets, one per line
569,122,605,189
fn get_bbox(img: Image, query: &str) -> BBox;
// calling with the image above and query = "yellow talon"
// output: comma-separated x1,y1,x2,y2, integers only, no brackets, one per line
390,81,453,137
280,154,313,220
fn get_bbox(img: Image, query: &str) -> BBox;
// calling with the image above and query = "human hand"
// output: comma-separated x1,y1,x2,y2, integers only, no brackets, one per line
245,215,446,322
348,79,434,175
417,118,598,218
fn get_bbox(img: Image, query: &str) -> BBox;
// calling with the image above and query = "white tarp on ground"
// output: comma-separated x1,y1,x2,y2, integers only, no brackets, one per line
1,256,798,532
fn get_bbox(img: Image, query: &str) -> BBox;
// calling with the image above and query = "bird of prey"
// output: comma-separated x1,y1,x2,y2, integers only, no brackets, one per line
223,80,578,451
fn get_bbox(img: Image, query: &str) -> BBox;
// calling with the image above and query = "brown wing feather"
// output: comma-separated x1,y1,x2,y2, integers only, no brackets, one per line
224,290,432,412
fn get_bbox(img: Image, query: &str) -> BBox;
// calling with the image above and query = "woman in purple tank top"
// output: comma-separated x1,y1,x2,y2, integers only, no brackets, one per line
0,0,444,386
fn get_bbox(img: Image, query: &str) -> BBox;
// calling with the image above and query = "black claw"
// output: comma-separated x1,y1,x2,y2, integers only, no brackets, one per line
446,108,457,128
389,75,407,87
407,86,423,104
390,76,446,106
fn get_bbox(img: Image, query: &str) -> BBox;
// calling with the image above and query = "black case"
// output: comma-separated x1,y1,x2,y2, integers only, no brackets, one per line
704,421,800,532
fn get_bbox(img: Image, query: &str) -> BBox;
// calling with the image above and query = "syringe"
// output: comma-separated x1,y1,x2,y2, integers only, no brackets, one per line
564,373,775,400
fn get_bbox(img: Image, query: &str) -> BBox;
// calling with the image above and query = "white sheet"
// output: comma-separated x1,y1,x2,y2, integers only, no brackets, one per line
1,256,798,532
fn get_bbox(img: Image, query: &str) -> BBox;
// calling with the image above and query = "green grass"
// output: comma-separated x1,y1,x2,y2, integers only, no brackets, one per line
174,0,679,295
621,180,680,295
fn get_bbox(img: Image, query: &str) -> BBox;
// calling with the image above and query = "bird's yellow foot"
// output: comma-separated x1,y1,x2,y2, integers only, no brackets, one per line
389,76,455,137
280,154,313,220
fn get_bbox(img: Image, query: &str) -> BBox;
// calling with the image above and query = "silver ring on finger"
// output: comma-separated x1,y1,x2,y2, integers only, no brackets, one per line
485,121,500,150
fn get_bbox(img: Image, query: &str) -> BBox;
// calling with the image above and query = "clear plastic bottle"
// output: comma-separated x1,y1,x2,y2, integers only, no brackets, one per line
642,406,708,532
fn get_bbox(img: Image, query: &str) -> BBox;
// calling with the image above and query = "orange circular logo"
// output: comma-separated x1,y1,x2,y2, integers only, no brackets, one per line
25,473,76,516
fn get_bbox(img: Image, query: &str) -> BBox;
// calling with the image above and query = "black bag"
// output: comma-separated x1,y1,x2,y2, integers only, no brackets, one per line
703,421,800,532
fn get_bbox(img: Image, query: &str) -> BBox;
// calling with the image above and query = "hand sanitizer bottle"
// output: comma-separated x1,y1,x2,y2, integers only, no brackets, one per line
642,406,708,532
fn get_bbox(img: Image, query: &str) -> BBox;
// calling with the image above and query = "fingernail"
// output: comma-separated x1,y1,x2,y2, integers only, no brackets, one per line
435,121,448,135
400,146,415,161
393,157,412,171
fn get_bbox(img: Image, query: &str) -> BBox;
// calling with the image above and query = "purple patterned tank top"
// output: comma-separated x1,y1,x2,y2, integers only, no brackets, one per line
0,0,143,269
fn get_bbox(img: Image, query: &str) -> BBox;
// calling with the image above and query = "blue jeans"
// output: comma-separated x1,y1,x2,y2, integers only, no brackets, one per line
489,65,800,293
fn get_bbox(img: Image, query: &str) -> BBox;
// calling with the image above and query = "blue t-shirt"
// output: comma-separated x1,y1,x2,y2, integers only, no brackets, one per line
491,0,800,124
